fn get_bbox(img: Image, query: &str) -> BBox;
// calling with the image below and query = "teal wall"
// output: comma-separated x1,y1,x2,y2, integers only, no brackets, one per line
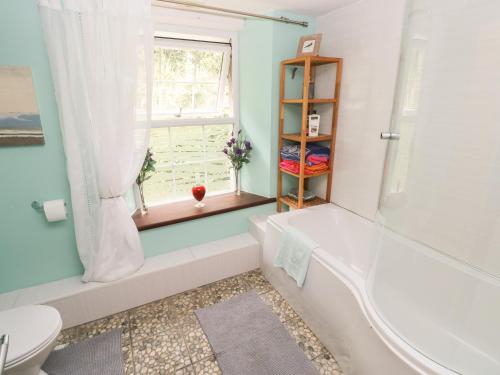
141,204,275,257
239,20,274,197
239,13,315,198
0,2,310,294
0,1,84,294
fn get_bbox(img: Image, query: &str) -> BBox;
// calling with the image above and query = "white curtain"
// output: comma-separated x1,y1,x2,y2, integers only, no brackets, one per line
39,0,153,282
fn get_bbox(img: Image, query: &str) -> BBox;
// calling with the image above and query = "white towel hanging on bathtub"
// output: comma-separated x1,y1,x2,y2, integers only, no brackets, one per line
274,226,319,287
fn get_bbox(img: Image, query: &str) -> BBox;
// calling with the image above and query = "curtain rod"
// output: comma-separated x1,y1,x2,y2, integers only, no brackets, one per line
154,0,309,27
155,35,231,46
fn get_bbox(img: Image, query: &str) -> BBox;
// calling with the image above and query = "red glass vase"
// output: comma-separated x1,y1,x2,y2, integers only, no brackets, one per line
192,185,206,208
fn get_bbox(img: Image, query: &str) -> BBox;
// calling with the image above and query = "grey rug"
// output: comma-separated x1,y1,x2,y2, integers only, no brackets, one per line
195,291,318,375
42,329,124,375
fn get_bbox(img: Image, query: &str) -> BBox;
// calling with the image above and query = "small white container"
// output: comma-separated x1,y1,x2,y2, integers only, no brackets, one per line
308,113,320,137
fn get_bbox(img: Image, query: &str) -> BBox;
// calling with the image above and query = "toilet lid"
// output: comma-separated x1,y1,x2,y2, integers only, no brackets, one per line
0,305,62,366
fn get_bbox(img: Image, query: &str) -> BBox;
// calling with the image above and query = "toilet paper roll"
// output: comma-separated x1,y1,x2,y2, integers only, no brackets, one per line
43,199,67,222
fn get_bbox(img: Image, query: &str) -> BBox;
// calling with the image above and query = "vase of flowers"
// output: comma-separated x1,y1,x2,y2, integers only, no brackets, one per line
136,148,156,214
223,130,252,196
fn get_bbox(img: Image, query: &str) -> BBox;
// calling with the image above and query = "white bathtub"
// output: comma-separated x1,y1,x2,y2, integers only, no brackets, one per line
262,204,500,375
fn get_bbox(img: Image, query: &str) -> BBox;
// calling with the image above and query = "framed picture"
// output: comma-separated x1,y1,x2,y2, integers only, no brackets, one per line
0,66,44,146
296,34,322,57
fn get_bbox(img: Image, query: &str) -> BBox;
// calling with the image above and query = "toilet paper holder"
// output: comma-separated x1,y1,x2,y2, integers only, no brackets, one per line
31,200,67,222
31,201,44,211
31,200,67,211
31,201,66,212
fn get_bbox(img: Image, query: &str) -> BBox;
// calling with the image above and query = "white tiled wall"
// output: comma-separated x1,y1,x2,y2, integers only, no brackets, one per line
312,0,406,220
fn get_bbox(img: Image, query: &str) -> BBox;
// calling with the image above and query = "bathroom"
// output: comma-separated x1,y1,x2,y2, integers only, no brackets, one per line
0,0,498,374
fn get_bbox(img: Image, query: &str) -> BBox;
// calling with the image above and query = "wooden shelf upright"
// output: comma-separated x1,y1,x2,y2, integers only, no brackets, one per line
277,56,343,212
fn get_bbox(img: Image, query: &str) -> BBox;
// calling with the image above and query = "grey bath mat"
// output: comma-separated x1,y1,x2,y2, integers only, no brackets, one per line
195,291,318,375
42,329,124,375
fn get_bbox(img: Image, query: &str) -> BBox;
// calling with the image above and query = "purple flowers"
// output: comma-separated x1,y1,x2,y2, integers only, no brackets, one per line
222,129,252,171
227,137,239,148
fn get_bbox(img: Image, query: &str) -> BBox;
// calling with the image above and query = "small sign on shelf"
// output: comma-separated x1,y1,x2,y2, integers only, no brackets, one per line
296,34,322,57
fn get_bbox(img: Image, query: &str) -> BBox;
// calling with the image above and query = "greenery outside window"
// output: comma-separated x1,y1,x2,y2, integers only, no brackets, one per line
143,36,235,206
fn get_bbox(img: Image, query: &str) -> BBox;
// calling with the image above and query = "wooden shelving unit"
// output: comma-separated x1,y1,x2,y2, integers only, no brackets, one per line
281,98,337,104
281,133,332,142
277,56,343,212
279,196,328,210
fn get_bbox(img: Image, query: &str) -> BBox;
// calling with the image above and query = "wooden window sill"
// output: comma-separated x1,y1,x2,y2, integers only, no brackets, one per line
132,191,276,231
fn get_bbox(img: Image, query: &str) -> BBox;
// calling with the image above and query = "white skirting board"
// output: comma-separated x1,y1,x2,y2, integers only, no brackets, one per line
0,233,260,329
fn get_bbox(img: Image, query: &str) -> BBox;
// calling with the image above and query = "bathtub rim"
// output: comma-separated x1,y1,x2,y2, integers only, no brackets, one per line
267,204,455,375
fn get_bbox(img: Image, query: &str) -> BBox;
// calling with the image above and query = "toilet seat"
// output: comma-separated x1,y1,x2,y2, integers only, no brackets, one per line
0,305,62,368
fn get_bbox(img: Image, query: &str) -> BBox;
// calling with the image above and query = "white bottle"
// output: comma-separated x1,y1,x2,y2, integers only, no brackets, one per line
308,111,320,137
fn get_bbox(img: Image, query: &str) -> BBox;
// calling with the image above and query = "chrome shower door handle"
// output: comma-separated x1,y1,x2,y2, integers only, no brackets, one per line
380,132,400,140
0,334,8,375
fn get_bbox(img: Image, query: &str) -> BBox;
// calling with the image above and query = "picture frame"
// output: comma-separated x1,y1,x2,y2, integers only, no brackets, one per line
296,34,322,57
0,66,44,146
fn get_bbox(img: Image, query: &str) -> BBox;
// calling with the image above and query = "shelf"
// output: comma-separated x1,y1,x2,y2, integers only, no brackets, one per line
279,196,328,209
278,54,342,213
133,192,276,230
281,133,332,142
282,56,342,67
281,98,336,104
280,168,330,178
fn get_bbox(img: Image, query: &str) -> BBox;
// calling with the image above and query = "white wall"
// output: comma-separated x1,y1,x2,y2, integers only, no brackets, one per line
313,0,406,220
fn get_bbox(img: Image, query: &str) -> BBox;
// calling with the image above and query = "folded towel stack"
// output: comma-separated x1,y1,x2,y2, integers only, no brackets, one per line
308,154,329,164
279,160,328,175
280,143,303,162
280,143,330,174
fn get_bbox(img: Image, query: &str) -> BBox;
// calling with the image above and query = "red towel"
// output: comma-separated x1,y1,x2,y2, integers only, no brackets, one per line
280,160,300,174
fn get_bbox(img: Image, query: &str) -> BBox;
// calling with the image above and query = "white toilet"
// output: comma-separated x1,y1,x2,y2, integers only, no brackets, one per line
0,305,62,375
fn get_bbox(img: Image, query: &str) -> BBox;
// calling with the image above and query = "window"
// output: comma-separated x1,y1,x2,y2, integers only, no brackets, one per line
143,35,235,206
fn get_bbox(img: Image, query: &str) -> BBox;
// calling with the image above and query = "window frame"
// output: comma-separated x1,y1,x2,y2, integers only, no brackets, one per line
135,25,240,209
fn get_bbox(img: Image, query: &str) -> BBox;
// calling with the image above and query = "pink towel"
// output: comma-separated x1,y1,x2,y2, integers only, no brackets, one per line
280,160,300,174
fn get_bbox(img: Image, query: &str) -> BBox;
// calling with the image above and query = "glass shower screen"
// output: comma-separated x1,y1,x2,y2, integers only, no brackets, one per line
368,0,500,373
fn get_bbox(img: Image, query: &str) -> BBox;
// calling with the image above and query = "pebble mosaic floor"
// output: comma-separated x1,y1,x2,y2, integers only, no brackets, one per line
55,269,343,375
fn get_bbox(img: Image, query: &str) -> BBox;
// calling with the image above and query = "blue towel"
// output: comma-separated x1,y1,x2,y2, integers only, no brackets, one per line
280,144,330,164
280,144,307,161
307,143,330,156
274,226,319,287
